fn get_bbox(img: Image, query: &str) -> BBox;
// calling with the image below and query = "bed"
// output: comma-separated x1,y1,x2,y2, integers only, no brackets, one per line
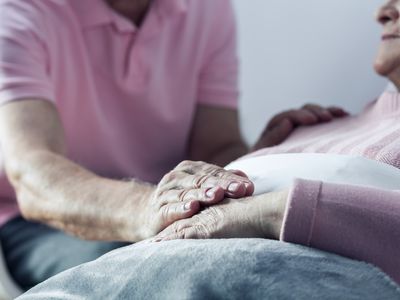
16,154,400,299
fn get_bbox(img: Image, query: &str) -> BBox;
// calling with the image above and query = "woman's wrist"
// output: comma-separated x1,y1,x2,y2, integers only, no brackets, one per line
256,189,289,240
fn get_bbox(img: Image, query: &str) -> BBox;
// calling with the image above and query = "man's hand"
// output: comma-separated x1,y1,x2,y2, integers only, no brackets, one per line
150,189,289,242
252,104,349,151
0,100,255,242
139,160,255,239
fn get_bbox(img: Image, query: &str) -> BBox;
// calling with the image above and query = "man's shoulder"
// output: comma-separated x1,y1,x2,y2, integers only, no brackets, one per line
0,0,68,14
184,0,236,36
0,0,70,37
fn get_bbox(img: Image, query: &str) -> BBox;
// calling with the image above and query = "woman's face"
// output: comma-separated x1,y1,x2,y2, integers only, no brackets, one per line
375,0,400,84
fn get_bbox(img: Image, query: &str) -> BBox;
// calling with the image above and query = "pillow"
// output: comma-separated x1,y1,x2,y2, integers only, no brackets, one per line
226,153,400,195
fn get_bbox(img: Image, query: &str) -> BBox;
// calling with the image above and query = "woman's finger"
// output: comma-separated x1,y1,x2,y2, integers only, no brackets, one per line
327,106,350,117
302,104,333,122
154,225,202,242
267,109,317,130
256,118,294,149
152,219,191,241
161,225,208,241
293,108,320,124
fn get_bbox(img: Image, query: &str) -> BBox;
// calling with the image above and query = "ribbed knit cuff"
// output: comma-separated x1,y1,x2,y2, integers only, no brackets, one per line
280,178,322,246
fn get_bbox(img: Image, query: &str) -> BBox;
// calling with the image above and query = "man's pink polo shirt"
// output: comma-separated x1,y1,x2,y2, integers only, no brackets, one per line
0,0,239,226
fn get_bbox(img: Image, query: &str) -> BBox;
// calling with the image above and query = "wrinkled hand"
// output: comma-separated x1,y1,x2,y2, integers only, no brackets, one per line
151,190,289,242
253,104,349,151
139,160,255,239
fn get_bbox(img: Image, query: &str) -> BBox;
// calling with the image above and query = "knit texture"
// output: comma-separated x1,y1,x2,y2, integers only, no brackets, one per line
249,92,400,166
247,91,400,284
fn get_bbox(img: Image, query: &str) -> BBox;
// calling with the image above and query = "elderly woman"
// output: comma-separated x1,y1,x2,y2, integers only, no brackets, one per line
150,0,400,285
0,0,348,291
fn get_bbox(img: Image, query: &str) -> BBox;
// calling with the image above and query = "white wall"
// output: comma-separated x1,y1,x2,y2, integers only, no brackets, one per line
233,0,387,144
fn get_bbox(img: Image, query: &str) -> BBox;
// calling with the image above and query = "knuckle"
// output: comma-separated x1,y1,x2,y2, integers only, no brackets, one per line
162,171,187,187
178,160,192,168
196,209,221,238
202,163,219,173
185,189,199,201
176,160,196,171
212,168,228,178
303,103,317,108
173,220,187,233
172,221,180,233
302,107,312,113
161,205,171,220
162,171,176,183
194,224,211,239
179,189,191,202
193,174,210,188
219,172,241,184
154,189,165,201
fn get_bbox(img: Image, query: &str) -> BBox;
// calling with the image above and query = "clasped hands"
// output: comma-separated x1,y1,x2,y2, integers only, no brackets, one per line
142,104,348,242
149,160,289,242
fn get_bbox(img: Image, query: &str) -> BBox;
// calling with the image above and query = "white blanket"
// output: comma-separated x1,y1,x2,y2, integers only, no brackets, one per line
226,153,400,194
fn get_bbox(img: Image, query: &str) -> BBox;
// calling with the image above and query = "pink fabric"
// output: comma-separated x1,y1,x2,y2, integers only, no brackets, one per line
0,0,238,226
246,91,400,284
282,179,400,284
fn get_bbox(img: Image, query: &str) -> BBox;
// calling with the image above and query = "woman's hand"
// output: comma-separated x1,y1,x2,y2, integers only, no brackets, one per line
253,104,348,151
138,160,255,240
151,189,289,242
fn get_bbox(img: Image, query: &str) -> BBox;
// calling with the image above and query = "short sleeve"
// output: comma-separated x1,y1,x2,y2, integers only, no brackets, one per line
197,0,239,109
0,2,55,105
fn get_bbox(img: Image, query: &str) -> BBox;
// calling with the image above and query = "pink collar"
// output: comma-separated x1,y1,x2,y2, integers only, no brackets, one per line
69,0,188,33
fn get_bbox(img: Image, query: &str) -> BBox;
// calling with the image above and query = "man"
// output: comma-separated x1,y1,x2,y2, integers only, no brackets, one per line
0,0,345,290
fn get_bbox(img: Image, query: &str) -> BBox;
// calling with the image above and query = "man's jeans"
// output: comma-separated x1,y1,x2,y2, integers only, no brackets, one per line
0,217,127,290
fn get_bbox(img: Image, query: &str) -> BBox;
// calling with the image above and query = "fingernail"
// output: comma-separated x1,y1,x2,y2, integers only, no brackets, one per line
206,188,216,198
228,182,240,192
184,202,192,210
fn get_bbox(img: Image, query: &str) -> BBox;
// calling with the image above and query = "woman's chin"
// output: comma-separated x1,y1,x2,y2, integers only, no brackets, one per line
374,60,393,77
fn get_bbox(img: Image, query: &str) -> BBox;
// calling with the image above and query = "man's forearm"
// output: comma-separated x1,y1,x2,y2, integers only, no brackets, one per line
208,142,249,167
7,149,155,242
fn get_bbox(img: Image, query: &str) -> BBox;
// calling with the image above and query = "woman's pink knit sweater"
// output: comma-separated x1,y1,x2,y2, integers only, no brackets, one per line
250,91,400,284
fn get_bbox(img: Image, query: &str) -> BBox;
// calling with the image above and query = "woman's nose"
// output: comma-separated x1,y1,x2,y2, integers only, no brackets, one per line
377,3,400,25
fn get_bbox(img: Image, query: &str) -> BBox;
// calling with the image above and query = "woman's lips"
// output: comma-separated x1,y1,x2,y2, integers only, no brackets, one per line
382,34,400,41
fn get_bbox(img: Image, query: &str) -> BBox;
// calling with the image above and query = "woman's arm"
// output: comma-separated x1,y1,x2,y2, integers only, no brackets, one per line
155,178,400,283
281,179,400,284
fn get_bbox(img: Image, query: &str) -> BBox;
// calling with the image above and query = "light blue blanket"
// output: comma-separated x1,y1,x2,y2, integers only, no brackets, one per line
18,239,400,299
